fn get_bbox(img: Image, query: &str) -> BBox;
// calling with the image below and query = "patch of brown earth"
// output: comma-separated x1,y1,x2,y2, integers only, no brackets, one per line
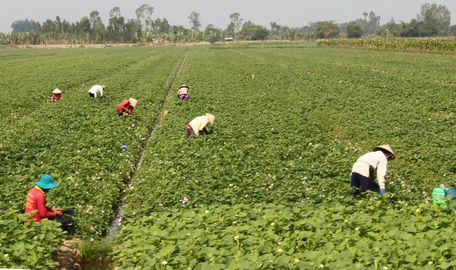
54,239,81,270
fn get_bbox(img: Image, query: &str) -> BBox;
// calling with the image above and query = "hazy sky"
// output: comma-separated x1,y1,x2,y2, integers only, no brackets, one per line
1,0,456,32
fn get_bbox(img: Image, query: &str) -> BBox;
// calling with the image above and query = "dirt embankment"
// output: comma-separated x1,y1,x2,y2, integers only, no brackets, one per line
54,239,81,270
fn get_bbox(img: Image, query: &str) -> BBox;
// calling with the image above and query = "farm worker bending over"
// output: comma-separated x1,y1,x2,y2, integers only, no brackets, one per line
25,175,63,222
351,145,395,195
186,113,216,136
177,84,190,101
51,89,62,101
117,98,137,116
88,84,105,98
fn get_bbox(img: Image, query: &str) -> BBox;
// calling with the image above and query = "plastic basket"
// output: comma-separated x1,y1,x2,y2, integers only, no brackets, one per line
432,188,446,204
446,187,456,200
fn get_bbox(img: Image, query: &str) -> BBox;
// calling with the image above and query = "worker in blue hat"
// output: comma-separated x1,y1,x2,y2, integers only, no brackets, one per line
25,175,63,222
25,175,77,234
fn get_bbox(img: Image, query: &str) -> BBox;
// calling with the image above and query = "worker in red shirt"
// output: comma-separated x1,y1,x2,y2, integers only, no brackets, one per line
25,175,63,222
117,98,138,116
51,89,62,102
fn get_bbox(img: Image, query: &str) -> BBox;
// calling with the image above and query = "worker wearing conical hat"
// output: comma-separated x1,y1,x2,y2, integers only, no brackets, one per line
351,145,396,195
186,113,216,136
51,88,62,102
177,84,190,101
88,84,105,99
117,98,137,116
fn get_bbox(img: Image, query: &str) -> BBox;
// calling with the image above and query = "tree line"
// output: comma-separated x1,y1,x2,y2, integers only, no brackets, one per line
1,3,456,45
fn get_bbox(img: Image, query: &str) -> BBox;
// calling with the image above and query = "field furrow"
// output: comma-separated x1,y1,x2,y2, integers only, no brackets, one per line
0,47,187,238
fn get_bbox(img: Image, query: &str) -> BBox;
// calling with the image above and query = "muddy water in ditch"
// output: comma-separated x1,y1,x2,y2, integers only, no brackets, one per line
107,128,154,238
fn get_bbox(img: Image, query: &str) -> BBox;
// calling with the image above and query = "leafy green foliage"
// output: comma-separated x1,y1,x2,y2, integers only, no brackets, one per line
78,240,113,261
0,210,64,269
319,38,456,53
114,45,456,267
3,43,456,268
0,47,186,237
346,21,364,38
115,202,456,269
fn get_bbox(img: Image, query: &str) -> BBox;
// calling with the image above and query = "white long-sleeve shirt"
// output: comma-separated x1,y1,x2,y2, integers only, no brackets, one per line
352,151,388,189
188,115,209,136
88,85,104,98
177,87,189,96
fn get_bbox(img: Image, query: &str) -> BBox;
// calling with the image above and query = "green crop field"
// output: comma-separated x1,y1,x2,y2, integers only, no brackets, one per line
1,43,456,269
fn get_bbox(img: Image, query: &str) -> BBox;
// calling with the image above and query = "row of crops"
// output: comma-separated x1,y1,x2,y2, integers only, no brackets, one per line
0,47,186,268
112,46,456,269
1,44,456,269
318,38,456,54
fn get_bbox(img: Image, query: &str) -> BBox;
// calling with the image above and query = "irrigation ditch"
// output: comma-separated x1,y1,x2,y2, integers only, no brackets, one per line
55,50,188,270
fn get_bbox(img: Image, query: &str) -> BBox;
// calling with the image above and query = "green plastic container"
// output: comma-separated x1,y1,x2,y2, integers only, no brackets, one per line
432,187,447,207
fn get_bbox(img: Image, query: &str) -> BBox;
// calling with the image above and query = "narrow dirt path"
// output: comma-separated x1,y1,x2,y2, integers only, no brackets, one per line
54,239,81,270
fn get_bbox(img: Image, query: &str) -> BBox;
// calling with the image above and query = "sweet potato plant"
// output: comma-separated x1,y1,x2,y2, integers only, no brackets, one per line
115,45,456,268
0,46,186,267
2,43,456,269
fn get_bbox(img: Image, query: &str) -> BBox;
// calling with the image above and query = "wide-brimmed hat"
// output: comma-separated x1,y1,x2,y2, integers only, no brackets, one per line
36,175,59,189
373,145,395,160
129,98,138,107
179,84,190,90
206,113,216,125
52,89,62,94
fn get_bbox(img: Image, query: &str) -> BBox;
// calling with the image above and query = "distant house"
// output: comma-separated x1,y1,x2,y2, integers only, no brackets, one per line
224,37,234,42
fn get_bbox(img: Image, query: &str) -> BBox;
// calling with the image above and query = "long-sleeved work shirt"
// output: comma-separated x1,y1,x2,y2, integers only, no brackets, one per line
351,151,388,189
117,100,134,115
188,115,210,136
177,87,189,96
25,186,56,222
88,85,104,98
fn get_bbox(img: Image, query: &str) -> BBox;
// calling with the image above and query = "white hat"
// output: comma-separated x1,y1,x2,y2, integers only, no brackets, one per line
129,98,138,107
52,88,62,94
373,144,395,160
206,113,216,125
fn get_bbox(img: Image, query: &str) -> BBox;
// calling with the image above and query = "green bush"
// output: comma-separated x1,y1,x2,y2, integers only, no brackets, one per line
0,210,64,269
78,240,113,261
114,202,456,269
318,38,456,53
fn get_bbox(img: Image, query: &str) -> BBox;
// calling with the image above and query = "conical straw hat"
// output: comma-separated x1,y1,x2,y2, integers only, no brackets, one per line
206,113,216,125
179,84,190,89
373,144,395,160
129,98,138,107
52,88,62,94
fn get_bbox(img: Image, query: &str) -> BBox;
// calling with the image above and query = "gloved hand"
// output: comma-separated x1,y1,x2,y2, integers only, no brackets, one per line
379,188,386,195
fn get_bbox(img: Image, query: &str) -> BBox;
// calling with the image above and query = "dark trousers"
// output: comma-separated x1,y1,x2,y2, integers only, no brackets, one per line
178,94,189,101
351,172,379,193
186,126,208,136
54,209,77,235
